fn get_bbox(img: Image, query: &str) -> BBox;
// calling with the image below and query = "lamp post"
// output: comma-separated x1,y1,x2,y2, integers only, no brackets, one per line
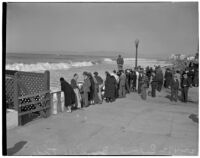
135,39,139,68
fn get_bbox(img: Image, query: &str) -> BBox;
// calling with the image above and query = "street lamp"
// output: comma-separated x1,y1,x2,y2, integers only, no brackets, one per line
135,39,139,68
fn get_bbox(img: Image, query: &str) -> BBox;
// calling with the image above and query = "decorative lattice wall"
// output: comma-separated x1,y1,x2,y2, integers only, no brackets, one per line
6,75,15,109
5,70,50,125
16,71,47,96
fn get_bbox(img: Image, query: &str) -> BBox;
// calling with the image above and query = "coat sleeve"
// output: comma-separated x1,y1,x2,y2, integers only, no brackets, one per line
88,79,91,87
71,79,78,89
61,83,64,91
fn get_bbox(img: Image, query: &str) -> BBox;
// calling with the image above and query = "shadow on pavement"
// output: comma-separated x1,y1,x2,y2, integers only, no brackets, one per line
7,141,27,155
189,114,198,123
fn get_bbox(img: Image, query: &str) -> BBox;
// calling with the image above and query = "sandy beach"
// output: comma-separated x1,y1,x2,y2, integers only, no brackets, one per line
7,85,198,155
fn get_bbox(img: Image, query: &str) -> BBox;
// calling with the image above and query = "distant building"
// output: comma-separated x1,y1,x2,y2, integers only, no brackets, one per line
187,55,195,61
180,54,186,60
169,54,177,60
169,54,185,60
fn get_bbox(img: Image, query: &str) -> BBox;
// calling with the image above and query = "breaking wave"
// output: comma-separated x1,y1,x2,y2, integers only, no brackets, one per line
6,61,95,72
103,57,158,62
103,58,114,62
124,58,157,61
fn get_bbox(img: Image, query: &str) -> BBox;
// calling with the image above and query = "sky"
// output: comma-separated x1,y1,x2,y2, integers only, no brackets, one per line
6,2,198,59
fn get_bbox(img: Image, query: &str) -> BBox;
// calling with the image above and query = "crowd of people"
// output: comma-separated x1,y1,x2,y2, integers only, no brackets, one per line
60,55,199,113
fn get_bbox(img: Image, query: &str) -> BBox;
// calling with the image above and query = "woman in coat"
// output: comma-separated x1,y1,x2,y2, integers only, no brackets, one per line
92,73,101,104
60,77,76,112
71,73,82,109
141,72,149,100
88,73,95,105
104,71,116,102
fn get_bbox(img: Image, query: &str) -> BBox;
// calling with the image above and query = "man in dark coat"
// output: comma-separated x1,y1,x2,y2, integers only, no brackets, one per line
170,75,179,102
181,73,190,103
87,73,95,105
94,72,104,103
187,67,195,86
60,77,76,113
146,66,151,88
125,69,130,93
71,73,82,109
104,72,116,102
112,70,119,98
111,75,117,101
141,71,149,100
156,67,163,92
138,70,143,94
82,72,91,107
193,69,198,87
131,70,137,92
118,70,126,98
117,55,124,71
164,68,172,88
151,72,157,97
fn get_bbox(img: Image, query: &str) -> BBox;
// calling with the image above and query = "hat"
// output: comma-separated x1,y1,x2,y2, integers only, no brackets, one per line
94,72,98,75
83,71,88,76
88,72,92,76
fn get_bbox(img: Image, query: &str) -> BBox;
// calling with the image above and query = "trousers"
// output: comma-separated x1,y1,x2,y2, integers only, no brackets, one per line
74,88,82,108
171,89,178,101
98,84,103,102
151,82,157,97
181,87,189,102
119,85,126,98
141,85,147,100
83,91,89,107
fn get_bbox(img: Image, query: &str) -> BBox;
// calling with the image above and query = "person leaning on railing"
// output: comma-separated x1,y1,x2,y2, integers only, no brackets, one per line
60,77,76,113
71,73,82,109
94,72,103,104
82,72,91,107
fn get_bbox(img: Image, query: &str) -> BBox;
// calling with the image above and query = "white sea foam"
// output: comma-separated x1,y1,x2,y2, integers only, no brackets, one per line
6,61,94,72
103,58,113,62
124,58,156,61
104,57,157,62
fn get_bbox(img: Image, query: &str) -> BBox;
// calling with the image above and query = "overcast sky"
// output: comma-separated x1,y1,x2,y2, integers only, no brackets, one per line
6,2,198,58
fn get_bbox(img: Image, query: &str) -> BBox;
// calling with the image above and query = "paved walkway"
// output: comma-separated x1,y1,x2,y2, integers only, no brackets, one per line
7,87,198,155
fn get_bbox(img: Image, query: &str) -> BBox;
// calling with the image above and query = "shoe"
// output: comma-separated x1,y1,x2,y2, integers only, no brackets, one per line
67,108,72,113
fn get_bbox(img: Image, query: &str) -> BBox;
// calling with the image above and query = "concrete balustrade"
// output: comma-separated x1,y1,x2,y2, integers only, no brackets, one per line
50,91,65,115
61,92,65,112
7,109,18,129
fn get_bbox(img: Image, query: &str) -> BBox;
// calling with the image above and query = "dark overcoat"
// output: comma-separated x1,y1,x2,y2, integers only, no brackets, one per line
164,71,172,88
88,76,95,101
104,75,116,99
61,80,76,107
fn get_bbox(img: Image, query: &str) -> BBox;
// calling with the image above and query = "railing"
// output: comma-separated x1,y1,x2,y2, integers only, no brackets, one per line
18,90,51,126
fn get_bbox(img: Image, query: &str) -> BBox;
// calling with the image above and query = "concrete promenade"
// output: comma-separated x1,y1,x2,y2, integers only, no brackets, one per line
7,87,198,155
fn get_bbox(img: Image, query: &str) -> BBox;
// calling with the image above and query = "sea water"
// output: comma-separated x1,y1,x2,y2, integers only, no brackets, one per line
6,53,170,92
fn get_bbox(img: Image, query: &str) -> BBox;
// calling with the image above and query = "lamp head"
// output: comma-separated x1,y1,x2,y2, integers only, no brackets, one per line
135,39,139,47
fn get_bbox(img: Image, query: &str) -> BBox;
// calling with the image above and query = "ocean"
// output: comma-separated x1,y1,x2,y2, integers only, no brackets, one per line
6,53,171,92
